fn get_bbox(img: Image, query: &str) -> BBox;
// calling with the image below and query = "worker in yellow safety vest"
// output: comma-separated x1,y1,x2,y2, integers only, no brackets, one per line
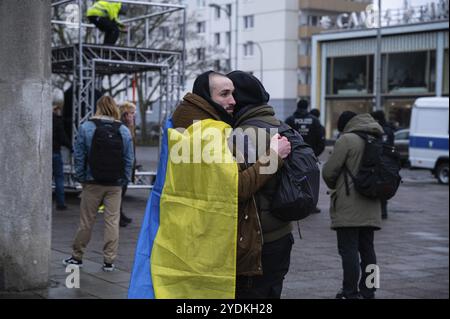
87,1,127,45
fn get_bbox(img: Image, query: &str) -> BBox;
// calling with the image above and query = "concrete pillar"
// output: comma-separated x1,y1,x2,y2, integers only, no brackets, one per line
0,0,52,291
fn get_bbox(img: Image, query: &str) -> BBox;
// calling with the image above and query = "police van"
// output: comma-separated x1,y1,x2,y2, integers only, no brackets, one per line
409,97,449,184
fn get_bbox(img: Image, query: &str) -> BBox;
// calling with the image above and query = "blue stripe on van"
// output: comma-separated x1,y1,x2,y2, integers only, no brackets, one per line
409,136,449,151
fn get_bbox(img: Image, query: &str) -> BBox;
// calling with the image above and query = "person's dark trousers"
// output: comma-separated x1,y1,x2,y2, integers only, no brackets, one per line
52,151,65,208
88,16,120,45
119,185,132,226
381,200,388,219
236,233,294,299
336,227,377,299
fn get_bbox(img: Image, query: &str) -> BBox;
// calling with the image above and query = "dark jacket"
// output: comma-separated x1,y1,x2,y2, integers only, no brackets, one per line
172,93,283,276
322,114,383,230
53,114,71,152
286,109,325,157
234,105,293,243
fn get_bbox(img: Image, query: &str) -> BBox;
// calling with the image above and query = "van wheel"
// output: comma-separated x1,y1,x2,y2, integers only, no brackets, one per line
436,162,449,185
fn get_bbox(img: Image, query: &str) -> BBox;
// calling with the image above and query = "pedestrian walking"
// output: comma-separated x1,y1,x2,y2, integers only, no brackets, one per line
63,96,134,272
322,111,383,299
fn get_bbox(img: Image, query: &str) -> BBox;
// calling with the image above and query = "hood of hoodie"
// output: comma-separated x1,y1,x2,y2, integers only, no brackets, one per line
192,71,234,126
233,105,280,128
293,108,309,118
227,71,270,113
343,113,384,136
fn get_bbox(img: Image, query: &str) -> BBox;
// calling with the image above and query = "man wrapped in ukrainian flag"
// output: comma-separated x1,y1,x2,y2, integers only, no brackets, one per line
128,71,290,299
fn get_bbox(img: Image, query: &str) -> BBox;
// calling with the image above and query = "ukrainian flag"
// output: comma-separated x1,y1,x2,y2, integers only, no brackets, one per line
128,119,238,299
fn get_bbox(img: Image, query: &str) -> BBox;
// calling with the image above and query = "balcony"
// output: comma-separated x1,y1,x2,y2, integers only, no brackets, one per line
299,0,371,13
299,26,324,38
298,84,311,97
298,55,311,68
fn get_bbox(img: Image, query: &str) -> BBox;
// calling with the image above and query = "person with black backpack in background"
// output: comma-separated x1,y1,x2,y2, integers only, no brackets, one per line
322,111,384,299
229,71,320,299
371,110,395,220
63,96,134,272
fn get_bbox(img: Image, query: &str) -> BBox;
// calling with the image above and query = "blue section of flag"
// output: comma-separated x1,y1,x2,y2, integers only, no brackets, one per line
410,135,449,151
128,119,173,299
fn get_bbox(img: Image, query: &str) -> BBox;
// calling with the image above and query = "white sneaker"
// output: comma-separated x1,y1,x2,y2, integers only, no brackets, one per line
102,262,116,272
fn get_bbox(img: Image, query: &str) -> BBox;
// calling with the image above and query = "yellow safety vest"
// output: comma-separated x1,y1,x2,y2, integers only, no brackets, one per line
86,1,123,25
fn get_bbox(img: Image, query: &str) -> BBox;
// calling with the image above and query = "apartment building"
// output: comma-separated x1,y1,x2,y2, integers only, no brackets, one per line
182,0,371,120
183,0,298,119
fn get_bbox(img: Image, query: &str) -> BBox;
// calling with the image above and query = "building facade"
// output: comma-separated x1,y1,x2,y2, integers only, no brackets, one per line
297,0,371,100
182,0,372,120
183,0,299,120
311,18,449,139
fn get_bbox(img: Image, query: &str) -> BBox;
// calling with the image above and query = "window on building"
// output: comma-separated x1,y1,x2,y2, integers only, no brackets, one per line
214,59,221,71
226,32,231,45
214,33,221,46
308,15,319,26
226,4,232,16
214,7,221,19
299,39,311,56
197,0,206,8
444,49,449,95
384,51,435,94
298,68,310,85
225,59,231,71
196,21,206,33
196,48,206,60
325,99,373,139
244,15,254,29
244,42,254,57
197,0,205,7
327,55,373,95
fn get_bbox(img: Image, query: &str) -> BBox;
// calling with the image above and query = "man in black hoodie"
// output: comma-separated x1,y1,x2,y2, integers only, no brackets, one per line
228,70,294,299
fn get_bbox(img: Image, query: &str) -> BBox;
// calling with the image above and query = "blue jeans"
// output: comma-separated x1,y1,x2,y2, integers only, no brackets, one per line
53,152,65,206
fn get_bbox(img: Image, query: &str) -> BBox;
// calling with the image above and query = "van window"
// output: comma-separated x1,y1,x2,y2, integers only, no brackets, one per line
415,108,449,136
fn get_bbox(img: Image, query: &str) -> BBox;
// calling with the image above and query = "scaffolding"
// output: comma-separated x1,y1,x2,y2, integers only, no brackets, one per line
51,0,186,189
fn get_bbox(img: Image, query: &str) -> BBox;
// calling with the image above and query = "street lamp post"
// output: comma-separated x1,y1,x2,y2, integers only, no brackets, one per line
209,3,232,72
375,0,382,111
250,41,263,83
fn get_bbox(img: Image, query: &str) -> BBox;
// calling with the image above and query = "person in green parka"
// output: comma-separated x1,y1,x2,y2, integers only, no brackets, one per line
322,111,384,299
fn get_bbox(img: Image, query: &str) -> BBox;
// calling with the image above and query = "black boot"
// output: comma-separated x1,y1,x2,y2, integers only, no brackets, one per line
121,212,132,223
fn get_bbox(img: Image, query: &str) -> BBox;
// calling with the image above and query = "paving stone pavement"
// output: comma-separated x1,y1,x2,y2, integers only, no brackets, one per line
1,146,448,299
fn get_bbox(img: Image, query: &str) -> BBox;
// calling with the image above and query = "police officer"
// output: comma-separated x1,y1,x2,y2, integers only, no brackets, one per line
286,99,325,157
286,99,325,213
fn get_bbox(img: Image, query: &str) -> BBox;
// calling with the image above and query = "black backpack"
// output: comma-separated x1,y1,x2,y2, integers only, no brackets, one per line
240,119,321,221
88,119,125,185
343,132,401,200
